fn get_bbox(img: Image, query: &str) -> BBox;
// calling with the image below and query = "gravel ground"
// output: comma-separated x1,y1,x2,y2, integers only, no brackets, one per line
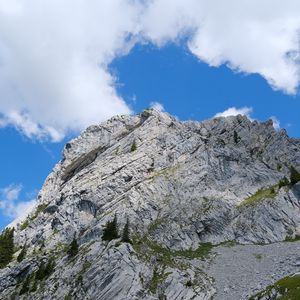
203,241,300,300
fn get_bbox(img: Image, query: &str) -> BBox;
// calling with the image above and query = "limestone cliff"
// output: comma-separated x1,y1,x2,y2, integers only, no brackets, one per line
1,109,300,300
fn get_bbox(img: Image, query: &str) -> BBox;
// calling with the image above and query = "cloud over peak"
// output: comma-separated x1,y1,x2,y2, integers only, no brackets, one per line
0,0,299,141
0,184,36,222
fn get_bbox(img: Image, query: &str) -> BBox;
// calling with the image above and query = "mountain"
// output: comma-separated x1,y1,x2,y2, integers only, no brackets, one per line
0,109,300,300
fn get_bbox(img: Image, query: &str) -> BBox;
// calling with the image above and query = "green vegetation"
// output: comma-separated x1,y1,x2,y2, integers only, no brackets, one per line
67,237,79,258
17,246,27,263
20,203,48,231
18,258,55,296
121,218,131,244
19,275,31,295
290,166,300,185
149,267,171,294
0,227,14,268
151,165,179,180
132,235,212,268
102,214,119,242
248,274,300,300
185,280,193,287
36,258,55,281
285,235,300,242
234,131,241,144
158,294,167,300
64,293,72,300
278,177,289,189
147,218,165,234
38,259,55,279
253,253,263,260
239,184,279,207
20,219,30,231
239,172,299,208
172,244,213,259
76,260,91,285
130,140,137,152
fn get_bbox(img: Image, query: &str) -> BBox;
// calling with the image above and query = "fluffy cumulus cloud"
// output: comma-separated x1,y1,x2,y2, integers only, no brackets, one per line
0,184,36,222
0,0,299,141
214,107,253,119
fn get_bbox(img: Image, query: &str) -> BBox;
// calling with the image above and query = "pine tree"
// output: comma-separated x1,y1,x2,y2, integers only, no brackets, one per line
35,261,46,281
36,258,55,281
290,166,300,185
19,275,31,295
0,227,14,268
234,131,241,144
121,219,131,244
130,141,137,152
102,215,119,241
17,246,27,263
67,237,79,258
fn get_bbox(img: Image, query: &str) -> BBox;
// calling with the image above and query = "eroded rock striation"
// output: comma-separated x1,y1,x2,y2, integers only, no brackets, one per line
1,109,300,299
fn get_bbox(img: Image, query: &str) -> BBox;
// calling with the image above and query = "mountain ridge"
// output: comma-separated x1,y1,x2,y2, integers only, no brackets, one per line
1,109,300,300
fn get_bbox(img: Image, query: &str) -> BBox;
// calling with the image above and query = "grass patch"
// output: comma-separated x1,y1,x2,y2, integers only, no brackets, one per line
249,274,300,300
172,244,213,259
284,235,300,242
20,204,48,231
132,235,212,269
238,184,279,207
148,267,171,294
76,260,91,284
253,253,263,260
20,219,30,231
151,165,180,179
147,219,165,234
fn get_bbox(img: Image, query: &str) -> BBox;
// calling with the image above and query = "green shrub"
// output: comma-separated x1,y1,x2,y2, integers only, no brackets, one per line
185,280,193,287
20,219,29,231
64,293,72,300
278,177,289,189
290,166,300,185
0,227,14,268
121,219,131,244
249,274,300,300
238,184,279,207
19,275,31,295
130,141,137,152
36,258,55,281
67,237,79,258
17,246,27,263
102,215,119,241
234,131,241,144
19,204,48,231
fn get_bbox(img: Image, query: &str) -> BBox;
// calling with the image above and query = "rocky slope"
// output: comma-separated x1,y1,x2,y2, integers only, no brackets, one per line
0,109,300,300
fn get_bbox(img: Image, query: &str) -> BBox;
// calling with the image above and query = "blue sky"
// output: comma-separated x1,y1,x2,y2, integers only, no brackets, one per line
1,1,300,228
1,43,300,228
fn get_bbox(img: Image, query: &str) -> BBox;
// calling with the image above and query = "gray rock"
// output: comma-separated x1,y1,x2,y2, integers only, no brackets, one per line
1,109,300,299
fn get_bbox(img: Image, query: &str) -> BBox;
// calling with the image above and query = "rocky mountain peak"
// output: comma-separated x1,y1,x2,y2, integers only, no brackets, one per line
0,110,300,300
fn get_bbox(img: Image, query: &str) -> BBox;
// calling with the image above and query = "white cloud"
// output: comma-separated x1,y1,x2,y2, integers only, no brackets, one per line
214,106,281,130
270,116,280,130
150,101,165,112
0,184,36,222
214,107,253,119
0,1,299,141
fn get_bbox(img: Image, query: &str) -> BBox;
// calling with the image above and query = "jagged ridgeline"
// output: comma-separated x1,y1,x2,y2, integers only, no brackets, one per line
0,109,300,300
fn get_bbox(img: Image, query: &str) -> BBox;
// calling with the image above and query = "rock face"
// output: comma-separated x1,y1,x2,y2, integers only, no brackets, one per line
0,109,300,300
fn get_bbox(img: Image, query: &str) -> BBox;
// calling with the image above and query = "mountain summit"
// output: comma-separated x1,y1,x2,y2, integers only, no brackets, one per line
1,109,300,300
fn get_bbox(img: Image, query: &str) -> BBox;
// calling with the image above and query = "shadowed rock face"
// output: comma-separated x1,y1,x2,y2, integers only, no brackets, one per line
1,109,300,300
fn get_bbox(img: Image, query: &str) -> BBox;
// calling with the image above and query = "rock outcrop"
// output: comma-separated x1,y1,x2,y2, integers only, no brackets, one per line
0,109,300,299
